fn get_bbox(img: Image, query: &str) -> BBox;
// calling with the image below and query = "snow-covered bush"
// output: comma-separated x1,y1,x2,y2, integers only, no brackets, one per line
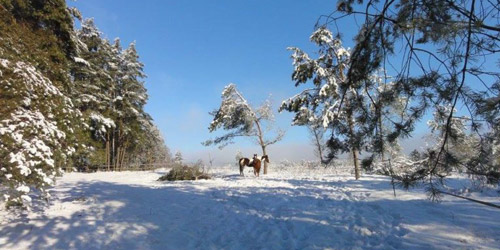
158,163,211,181
0,59,75,207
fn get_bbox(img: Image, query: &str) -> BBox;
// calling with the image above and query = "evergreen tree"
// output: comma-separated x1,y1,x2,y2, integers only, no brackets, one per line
281,27,408,178
174,151,183,164
72,18,116,170
72,19,166,172
129,120,172,168
315,0,500,194
280,27,363,178
0,2,171,206
0,2,78,206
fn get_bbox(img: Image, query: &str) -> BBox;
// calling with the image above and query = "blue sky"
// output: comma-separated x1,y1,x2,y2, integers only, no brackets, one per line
68,0,433,164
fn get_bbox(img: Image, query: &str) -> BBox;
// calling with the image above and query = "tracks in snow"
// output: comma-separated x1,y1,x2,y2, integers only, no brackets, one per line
198,175,408,249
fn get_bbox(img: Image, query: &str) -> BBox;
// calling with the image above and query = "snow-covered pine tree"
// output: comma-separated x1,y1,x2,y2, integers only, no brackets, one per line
387,106,483,198
0,3,78,206
174,151,183,164
129,121,172,168
360,71,406,170
0,2,171,207
111,41,150,169
317,0,500,195
0,59,78,207
280,27,363,179
72,19,163,171
281,27,409,179
204,83,284,174
72,18,117,170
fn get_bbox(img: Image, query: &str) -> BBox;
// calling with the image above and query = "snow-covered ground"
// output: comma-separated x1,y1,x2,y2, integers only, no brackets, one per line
1,165,499,250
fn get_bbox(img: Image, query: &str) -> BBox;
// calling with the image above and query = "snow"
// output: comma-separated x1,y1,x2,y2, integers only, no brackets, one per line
90,113,116,129
73,57,90,67
310,27,334,44
11,61,62,96
0,58,8,68
2,109,63,173
15,185,30,193
0,57,74,204
0,167,499,250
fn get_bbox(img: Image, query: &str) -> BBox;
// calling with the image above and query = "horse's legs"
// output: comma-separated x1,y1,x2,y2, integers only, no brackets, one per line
239,164,244,176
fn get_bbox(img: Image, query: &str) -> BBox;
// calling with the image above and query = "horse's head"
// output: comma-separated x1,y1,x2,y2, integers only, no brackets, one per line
253,154,258,159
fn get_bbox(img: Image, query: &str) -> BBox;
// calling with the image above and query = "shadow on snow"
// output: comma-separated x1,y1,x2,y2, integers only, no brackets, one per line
0,174,499,250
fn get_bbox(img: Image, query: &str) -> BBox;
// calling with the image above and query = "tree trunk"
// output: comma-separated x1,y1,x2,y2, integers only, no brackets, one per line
112,129,116,171
312,127,325,163
261,145,268,175
254,120,268,174
347,109,360,180
114,126,123,171
115,146,121,171
120,140,128,170
378,107,385,162
339,62,360,179
106,132,111,171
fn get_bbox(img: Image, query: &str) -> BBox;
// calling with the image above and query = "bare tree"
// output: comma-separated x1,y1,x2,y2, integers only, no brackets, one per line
308,124,327,164
203,83,285,174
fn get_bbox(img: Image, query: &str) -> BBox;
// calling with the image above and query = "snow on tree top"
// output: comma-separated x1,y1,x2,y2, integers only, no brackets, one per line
90,113,116,128
74,57,90,67
0,59,63,97
310,27,333,45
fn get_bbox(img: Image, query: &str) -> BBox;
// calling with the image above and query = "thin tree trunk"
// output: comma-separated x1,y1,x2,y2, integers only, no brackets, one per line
115,126,123,171
261,145,268,175
106,133,110,171
347,108,360,180
254,120,268,174
312,127,325,163
115,146,121,171
120,140,128,170
339,62,360,179
112,129,116,171
378,108,385,162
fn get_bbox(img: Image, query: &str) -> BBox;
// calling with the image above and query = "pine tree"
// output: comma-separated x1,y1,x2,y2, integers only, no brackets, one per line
323,0,500,192
174,151,183,164
280,27,362,179
129,121,172,168
0,2,78,206
281,27,409,178
71,18,117,170
111,41,149,169
72,19,163,171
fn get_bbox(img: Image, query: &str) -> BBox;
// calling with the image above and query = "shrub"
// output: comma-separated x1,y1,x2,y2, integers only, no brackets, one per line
158,164,210,181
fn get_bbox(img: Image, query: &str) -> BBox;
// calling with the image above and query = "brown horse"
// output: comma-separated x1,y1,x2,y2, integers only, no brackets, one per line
238,154,269,177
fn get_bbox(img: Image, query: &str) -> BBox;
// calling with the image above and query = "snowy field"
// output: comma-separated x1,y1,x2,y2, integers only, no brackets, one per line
1,165,499,250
